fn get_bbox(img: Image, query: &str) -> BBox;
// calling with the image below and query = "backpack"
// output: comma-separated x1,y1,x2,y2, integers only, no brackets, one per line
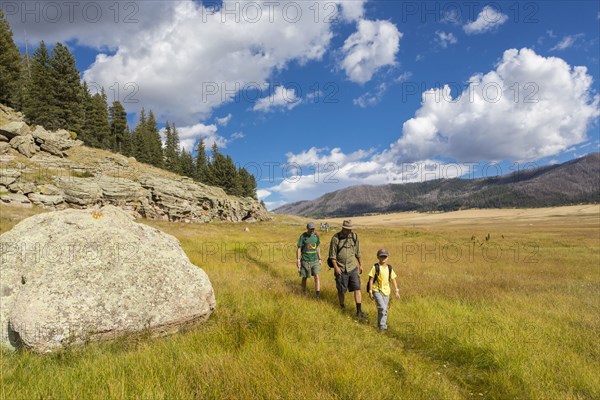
300,232,319,256
366,263,393,293
327,232,358,268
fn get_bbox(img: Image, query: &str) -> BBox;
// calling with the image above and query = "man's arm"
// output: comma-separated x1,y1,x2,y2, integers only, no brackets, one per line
355,236,362,273
329,235,341,274
296,234,303,269
296,247,302,269
328,235,338,260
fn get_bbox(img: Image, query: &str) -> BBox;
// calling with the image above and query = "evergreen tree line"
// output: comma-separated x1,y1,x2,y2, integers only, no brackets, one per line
0,10,256,199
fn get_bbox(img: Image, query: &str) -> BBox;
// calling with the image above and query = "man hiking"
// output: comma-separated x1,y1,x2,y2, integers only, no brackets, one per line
296,222,322,298
328,220,366,318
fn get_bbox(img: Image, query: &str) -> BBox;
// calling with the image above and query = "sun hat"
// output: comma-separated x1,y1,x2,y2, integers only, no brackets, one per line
342,220,353,229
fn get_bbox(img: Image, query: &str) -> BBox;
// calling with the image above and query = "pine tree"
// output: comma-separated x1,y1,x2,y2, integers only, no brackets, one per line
238,167,257,198
223,155,241,195
133,108,149,163
179,147,195,178
171,124,182,173
48,43,83,133
12,55,30,111
121,126,133,157
207,142,244,195
0,9,23,108
23,41,54,128
194,138,209,183
80,87,110,148
206,142,222,187
163,121,181,173
146,110,163,168
109,100,128,153
80,82,98,147
96,89,111,148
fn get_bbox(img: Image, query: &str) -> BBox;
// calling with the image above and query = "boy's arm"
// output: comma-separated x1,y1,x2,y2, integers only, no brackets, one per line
368,276,374,299
392,278,400,298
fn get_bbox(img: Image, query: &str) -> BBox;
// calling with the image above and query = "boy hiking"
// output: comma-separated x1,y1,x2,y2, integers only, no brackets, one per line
296,222,322,298
367,248,400,331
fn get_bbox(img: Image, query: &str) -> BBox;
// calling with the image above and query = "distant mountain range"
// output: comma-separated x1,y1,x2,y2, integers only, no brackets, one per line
274,153,600,218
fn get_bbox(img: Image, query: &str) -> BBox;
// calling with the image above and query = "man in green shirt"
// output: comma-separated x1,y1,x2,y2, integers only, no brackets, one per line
329,220,366,318
296,222,322,298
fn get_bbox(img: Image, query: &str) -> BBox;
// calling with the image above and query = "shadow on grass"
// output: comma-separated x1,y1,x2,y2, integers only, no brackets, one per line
384,326,529,398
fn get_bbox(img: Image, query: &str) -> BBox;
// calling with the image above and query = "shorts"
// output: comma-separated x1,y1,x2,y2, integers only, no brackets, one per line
335,268,361,294
300,260,321,278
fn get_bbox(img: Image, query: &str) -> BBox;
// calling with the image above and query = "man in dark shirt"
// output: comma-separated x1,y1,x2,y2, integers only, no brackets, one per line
329,220,366,318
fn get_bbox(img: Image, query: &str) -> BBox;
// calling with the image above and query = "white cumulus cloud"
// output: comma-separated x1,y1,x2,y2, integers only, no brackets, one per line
388,48,599,162
286,147,375,166
216,114,232,126
353,83,388,108
435,31,458,48
264,147,475,204
253,86,302,112
176,123,228,152
463,5,508,35
341,19,402,84
264,48,600,206
83,1,356,125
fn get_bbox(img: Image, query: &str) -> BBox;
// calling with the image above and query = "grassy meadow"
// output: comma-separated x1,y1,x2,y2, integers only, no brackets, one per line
1,204,599,399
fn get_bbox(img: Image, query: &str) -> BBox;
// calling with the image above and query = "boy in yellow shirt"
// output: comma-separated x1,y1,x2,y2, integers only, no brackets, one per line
367,248,400,331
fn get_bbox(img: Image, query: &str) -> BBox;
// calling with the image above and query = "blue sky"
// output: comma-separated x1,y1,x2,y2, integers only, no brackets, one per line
5,1,600,209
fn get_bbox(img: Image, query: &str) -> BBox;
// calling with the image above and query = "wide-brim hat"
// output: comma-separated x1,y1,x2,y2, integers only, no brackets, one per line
342,220,353,229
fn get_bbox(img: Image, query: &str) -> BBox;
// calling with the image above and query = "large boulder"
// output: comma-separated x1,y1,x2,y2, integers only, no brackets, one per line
0,121,30,140
0,205,216,353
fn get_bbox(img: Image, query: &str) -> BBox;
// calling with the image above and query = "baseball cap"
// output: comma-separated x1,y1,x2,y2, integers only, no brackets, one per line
377,248,389,257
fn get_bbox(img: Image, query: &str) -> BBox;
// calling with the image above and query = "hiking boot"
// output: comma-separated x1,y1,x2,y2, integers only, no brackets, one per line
340,304,345,309
356,311,368,319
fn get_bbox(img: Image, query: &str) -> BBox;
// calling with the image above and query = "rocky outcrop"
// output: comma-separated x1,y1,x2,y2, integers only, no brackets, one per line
0,205,216,353
0,121,30,139
9,134,38,158
1,121,82,159
0,104,270,223
0,163,269,222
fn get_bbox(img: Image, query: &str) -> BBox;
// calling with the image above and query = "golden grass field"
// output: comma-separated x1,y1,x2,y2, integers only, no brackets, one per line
1,204,599,399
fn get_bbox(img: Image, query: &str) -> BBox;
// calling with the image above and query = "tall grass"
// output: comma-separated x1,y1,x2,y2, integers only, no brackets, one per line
1,205,599,399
